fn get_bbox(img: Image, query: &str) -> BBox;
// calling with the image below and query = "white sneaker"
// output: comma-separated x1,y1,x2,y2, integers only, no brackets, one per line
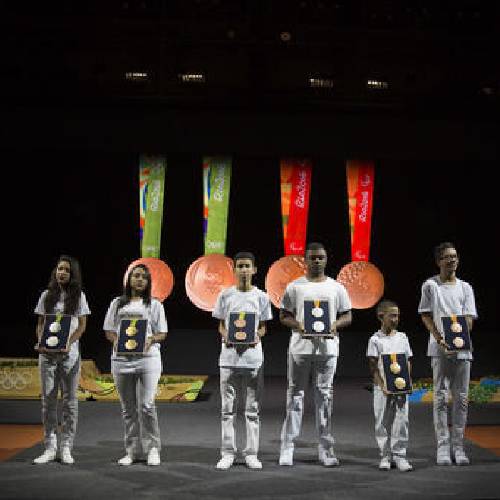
279,448,293,466
379,456,391,470
147,448,161,466
117,454,134,466
454,448,470,466
245,455,262,469
216,455,234,470
319,449,339,467
394,457,413,472
33,449,57,465
60,447,74,465
436,447,452,466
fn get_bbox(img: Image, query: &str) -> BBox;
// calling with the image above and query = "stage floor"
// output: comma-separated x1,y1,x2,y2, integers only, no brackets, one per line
1,377,499,500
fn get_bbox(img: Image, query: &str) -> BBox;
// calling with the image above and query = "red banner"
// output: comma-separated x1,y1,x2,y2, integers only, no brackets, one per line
281,159,312,255
347,161,374,261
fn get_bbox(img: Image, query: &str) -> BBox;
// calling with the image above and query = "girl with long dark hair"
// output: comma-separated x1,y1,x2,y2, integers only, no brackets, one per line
103,264,167,466
33,255,91,465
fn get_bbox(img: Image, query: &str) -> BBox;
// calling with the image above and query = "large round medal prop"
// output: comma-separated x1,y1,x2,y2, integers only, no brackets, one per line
312,307,324,318
390,362,401,375
265,255,307,308
451,321,463,334
185,254,236,312
336,261,384,309
313,321,325,333
46,336,59,347
124,257,174,302
453,336,464,349
49,322,61,333
394,377,406,390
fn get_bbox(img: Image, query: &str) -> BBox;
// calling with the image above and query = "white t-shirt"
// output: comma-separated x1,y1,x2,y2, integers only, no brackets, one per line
418,276,477,359
103,297,168,359
366,330,413,384
34,290,91,355
281,276,352,356
212,286,272,369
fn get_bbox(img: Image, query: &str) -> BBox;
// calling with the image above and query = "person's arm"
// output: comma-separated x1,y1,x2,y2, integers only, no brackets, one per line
34,316,48,353
218,319,232,347
279,309,303,333
465,315,474,333
145,331,167,351
331,310,352,335
105,330,118,345
61,315,87,353
407,358,412,378
421,312,448,350
368,356,388,395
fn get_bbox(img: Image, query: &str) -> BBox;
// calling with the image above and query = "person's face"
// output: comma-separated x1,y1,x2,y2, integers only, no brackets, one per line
380,306,400,331
437,247,459,274
55,260,71,286
130,267,149,293
305,248,327,274
234,259,256,283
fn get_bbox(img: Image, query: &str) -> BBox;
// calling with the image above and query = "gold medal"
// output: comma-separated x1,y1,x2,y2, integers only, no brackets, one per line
235,331,247,341
312,300,324,318
126,326,137,336
389,353,401,374
394,377,406,390
450,314,462,333
453,336,464,348
125,339,137,350
234,312,247,329
46,336,59,347
313,321,325,333
49,313,63,333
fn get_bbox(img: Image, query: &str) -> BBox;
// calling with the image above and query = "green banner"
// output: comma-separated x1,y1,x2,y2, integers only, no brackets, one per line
204,157,231,255
141,156,166,258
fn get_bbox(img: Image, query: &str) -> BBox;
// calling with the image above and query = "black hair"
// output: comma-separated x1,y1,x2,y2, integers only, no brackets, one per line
305,242,326,253
233,252,256,265
44,255,83,315
117,264,152,311
434,242,457,261
376,299,399,318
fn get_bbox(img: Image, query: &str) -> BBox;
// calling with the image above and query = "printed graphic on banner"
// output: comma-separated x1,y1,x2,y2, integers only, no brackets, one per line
140,156,166,258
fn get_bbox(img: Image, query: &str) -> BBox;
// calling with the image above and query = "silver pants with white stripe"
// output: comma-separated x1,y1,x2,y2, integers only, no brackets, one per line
373,386,409,458
39,348,81,451
280,354,337,455
112,355,162,456
219,366,263,457
431,355,471,452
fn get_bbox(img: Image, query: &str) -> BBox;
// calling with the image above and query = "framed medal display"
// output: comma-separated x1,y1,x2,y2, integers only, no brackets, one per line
116,318,148,355
41,314,72,351
227,312,257,344
381,353,412,394
303,299,332,337
442,315,471,351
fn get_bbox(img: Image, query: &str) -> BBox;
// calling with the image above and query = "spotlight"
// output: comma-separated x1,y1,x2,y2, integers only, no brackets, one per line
125,72,149,81
179,73,206,83
367,79,389,90
309,77,334,88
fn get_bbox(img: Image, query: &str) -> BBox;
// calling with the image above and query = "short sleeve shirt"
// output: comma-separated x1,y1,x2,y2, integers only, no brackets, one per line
418,276,477,359
281,276,352,356
103,297,168,359
212,286,272,369
35,290,91,355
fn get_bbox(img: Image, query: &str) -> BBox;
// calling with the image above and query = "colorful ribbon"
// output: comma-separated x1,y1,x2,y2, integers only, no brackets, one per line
280,159,312,255
346,161,374,261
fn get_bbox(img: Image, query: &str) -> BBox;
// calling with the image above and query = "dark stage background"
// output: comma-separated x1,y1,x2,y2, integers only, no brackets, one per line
2,140,497,379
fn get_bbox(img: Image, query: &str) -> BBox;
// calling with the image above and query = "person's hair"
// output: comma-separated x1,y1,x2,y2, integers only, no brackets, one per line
376,299,398,318
117,264,152,310
434,242,457,261
44,255,83,315
305,242,326,253
233,252,255,266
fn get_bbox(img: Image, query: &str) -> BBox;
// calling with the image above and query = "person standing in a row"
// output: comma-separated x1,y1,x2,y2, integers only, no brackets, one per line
33,255,90,465
104,263,168,466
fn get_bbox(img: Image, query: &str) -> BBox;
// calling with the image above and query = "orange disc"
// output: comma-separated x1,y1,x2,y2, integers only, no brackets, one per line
124,257,174,302
185,254,236,312
265,255,307,308
336,261,384,309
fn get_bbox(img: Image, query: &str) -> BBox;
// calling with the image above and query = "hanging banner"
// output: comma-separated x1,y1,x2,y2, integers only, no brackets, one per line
185,156,235,312
139,162,150,243
337,160,384,309
266,159,310,308
347,161,374,261
140,155,166,259
204,158,231,255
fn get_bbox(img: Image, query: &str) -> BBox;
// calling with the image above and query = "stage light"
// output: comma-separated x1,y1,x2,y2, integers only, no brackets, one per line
179,73,206,83
309,77,334,88
367,79,389,90
125,72,149,81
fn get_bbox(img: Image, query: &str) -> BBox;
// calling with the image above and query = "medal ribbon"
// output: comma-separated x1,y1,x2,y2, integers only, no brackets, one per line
204,157,232,255
346,161,374,261
280,159,312,255
450,314,457,325
390,353,397,364
55,313,62,324
314,299,320,308
130,319,138,328
238,312,246,321
140,155,166,258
